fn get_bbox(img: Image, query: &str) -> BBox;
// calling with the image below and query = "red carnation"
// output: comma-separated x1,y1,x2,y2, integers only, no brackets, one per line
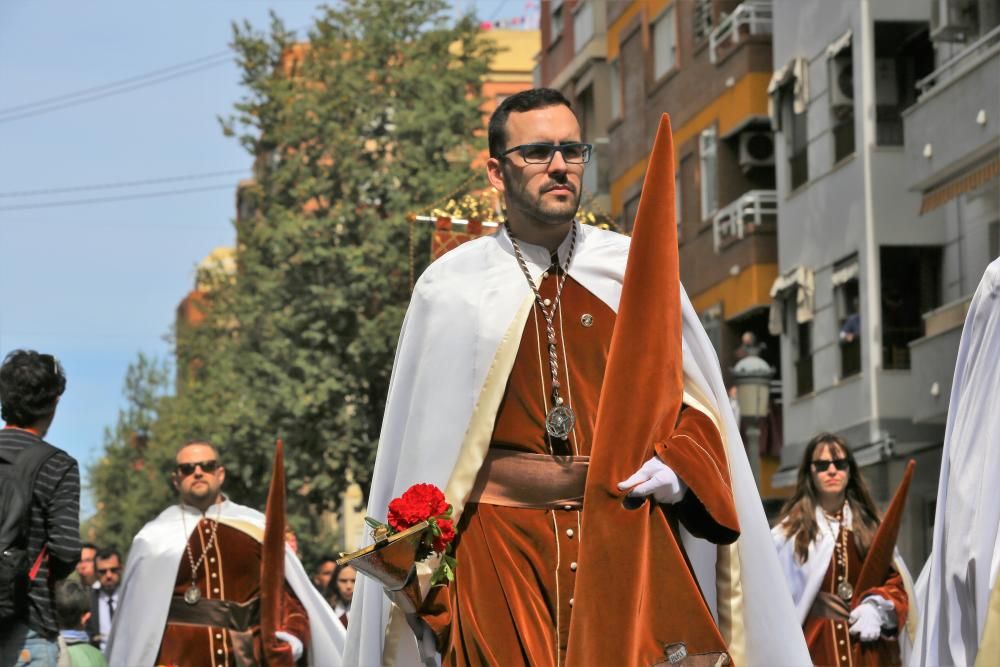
387,483,450,532
432,518,456,553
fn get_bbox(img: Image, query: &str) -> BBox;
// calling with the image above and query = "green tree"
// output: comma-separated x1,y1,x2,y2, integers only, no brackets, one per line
87,354,173,554
91,0,495,562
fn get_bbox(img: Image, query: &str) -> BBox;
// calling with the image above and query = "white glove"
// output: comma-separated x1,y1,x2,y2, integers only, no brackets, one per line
848,600,883,642
275,630,304,661
617,457,687,504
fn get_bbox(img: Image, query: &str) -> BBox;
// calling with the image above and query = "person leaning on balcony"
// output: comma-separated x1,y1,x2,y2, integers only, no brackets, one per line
772,432,915,666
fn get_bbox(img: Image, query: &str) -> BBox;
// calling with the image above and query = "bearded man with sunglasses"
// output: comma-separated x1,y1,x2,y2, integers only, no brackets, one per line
106,441,345,666
347,88,808,666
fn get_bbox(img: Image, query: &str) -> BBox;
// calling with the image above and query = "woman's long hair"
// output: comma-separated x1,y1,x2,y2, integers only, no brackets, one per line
774,432,882,563
324,563,354,609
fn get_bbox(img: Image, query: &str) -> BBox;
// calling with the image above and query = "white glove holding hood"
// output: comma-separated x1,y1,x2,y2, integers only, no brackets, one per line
617,457,687,504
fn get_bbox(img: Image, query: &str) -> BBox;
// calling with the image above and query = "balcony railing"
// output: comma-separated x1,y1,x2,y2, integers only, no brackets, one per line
709,0,773,64
712,190,777,252
917,23,1000,97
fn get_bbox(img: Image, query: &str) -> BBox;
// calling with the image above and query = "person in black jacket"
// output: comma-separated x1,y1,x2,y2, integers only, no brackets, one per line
84,548,121,651
0,350,81,667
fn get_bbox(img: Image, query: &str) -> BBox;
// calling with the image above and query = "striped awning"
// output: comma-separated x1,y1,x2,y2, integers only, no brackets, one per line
920,156,1000,214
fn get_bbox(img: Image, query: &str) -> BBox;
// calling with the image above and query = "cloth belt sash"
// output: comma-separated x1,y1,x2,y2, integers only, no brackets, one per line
808,591,850,622
465,448,589,510
168,595,261,632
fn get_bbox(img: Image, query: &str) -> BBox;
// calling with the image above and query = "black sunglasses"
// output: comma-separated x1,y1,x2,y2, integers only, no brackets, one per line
812,458,849,472
501,142,593,164
176,460,220,476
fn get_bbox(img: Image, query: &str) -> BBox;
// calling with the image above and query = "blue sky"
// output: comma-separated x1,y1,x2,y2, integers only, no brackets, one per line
0,0,515,515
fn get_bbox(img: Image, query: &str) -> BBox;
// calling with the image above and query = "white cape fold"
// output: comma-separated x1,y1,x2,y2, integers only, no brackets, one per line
909,258,1000,667
345,224,809,666
106,499,345,667
772,505,916,637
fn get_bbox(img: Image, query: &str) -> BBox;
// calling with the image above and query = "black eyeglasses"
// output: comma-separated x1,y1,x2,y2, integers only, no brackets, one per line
501,142,593,164
97,567,121,575
176,460,220,476
812,458,849,472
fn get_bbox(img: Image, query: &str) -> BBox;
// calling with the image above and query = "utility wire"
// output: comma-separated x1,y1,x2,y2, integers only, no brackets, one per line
0,51,231,117
0,59,233,124
488,0,511,20
0,20,314,125
0,169,251,198
0,183,236,212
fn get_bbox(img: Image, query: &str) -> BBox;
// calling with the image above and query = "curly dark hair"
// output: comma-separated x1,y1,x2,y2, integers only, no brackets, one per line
487,87,574,159
0,349,67,427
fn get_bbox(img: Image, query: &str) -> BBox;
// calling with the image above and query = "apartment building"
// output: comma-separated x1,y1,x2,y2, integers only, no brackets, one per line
766,0,996,570
537,0,613,212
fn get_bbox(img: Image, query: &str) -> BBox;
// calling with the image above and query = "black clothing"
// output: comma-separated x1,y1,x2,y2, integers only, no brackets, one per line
0,429,81,639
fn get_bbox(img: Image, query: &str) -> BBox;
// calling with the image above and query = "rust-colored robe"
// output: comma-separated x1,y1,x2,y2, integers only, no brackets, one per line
155,519,310,667
420,274,738,666
804,528,909,667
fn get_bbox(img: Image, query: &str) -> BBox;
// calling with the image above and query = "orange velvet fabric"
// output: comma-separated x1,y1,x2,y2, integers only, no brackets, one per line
565,115,737,667
419,274,736,666
804,529,909,666
155,520,309,667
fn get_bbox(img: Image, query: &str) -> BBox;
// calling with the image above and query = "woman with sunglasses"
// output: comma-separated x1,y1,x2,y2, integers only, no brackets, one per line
772,432,911,666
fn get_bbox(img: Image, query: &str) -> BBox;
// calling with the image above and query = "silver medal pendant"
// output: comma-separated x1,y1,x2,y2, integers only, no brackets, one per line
545,405,576,439
184,584,202,605
837,580,854,602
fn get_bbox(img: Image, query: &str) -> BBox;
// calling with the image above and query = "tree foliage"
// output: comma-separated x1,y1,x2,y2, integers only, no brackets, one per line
89,0,496,562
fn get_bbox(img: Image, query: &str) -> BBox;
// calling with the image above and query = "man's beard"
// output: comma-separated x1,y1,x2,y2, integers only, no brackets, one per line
506,177,581,226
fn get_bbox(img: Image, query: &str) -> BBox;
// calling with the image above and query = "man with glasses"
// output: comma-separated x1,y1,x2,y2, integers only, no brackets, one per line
85,547,121,651
106,441,345,666
346,88,805,666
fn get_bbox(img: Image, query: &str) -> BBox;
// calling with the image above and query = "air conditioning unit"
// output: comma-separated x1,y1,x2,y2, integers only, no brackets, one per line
739,131,775,168
930,0,978,42
829,58,854,109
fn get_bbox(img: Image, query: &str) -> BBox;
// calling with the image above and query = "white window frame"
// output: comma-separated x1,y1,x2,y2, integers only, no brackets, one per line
675,171,682,235
699,127,718,219
652,5,678,80
551,2,564,42
573,0,594,53
609,59,622,120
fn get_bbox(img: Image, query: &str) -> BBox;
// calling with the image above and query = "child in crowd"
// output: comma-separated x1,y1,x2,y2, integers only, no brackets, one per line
54,580,107,667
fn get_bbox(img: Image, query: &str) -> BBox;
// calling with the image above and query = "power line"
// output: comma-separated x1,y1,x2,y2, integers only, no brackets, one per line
0,183,236,212
0,169,251,198
0,51,231,117
488,0,511,20
0,59,233,124
0,20,314,125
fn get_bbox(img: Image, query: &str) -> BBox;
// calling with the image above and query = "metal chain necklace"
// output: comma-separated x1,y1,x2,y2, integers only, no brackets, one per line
506,221,578,440
835,507,854,601
179,502,222,605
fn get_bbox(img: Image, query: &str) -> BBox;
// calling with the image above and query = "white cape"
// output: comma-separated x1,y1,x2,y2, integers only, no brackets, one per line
909,258,1000,667
106,499,345,667
772,505,916,635
344,224,809,666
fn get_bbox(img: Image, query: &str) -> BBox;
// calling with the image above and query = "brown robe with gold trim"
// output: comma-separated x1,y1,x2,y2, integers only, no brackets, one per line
155,519,310,667
805,528,909,667
420,275,738,666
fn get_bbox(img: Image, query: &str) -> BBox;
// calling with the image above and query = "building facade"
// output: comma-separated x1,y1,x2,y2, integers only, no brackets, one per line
538,0,613,213
768,0,1000,571
537,0,788,505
